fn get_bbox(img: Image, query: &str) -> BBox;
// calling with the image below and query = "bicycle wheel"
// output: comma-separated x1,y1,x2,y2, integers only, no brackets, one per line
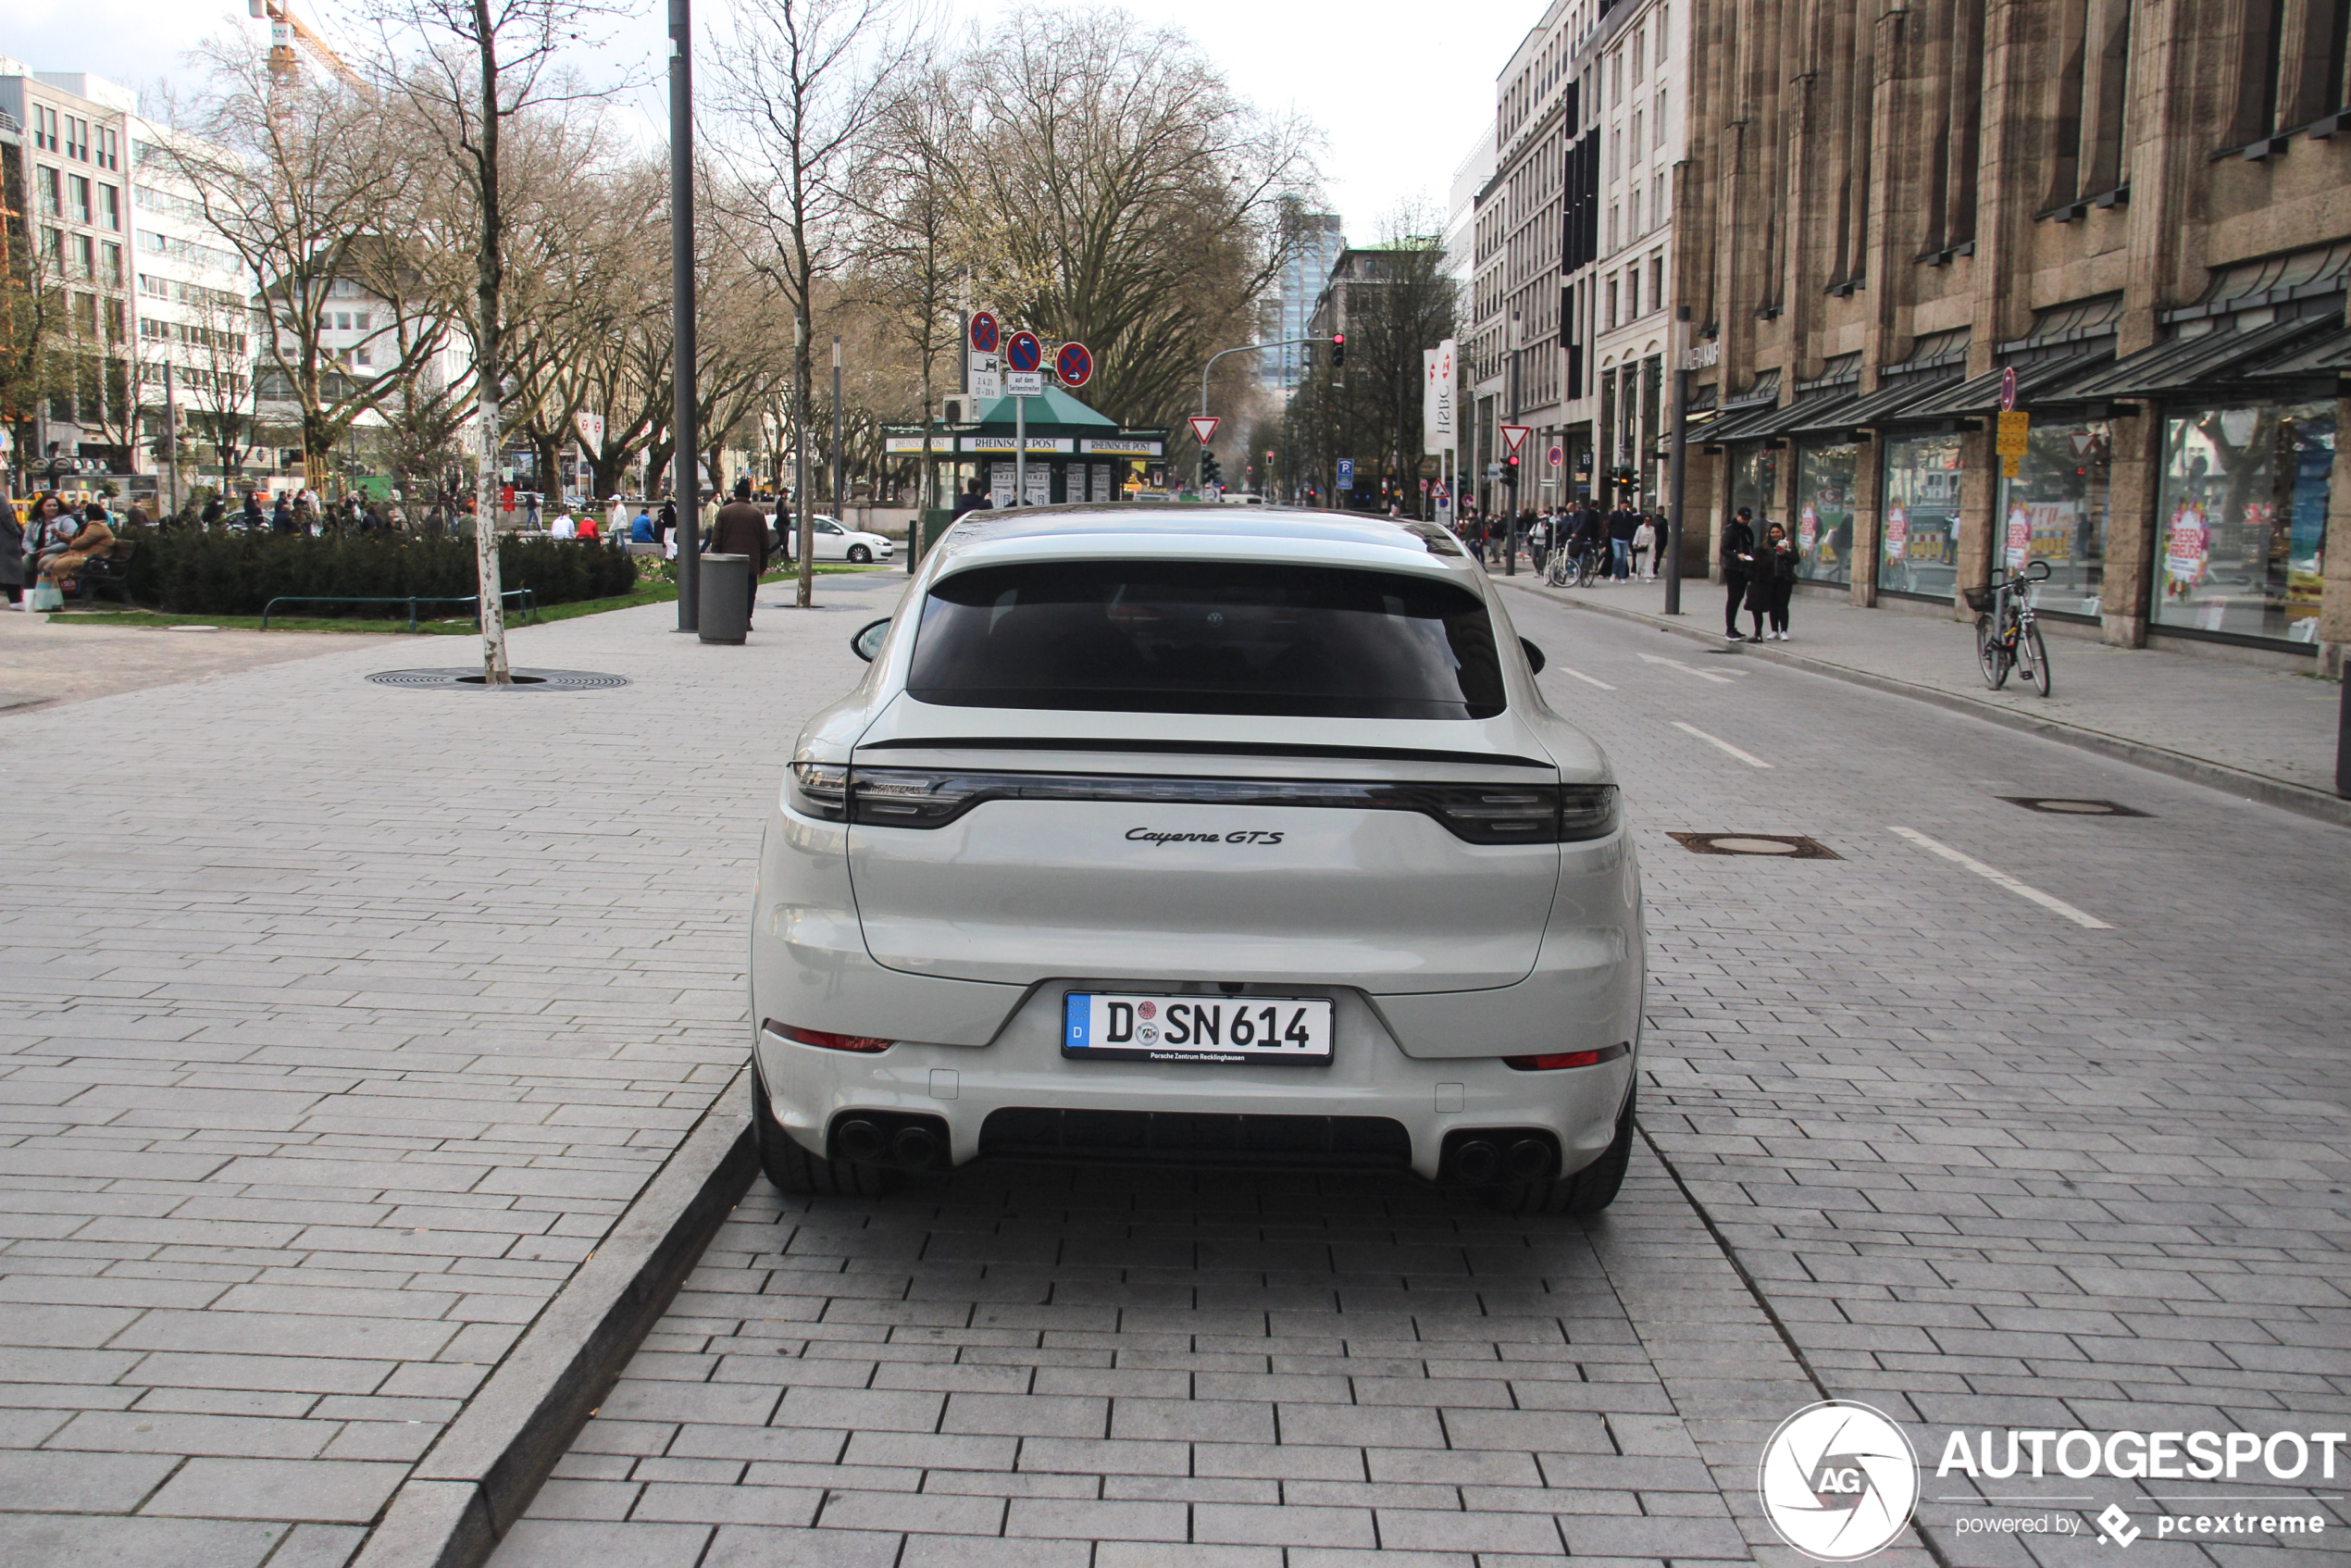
1974,614,2009,690
2022,619,2051,696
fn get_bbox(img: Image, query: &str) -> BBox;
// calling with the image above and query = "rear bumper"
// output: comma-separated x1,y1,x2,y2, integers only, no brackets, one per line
753,984,1636,1184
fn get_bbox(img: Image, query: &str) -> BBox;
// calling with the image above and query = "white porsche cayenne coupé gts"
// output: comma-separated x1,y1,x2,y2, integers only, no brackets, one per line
749,504,1644,1213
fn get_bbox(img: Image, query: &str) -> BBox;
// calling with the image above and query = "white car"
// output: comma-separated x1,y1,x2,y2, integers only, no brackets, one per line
749,504,1643,1213
774,514,895,564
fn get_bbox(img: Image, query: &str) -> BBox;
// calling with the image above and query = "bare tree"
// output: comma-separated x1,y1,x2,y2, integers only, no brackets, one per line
164,48,442,487
367,0,628,682
953,9,1314,433
710,0,920,606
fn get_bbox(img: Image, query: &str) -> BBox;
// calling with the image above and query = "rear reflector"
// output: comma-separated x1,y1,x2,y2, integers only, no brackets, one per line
1504,1042,1631,1070
762,1019,891,1053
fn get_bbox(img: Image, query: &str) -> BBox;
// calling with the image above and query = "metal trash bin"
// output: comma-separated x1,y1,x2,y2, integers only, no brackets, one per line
698,553,751,644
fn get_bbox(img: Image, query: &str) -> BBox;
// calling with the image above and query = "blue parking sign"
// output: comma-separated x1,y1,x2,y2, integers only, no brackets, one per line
1337,459,1355,487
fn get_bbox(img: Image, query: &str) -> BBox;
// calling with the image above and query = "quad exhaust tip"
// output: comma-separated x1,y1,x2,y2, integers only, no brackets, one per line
829,1111,951,1170
1439,1127,1559,1185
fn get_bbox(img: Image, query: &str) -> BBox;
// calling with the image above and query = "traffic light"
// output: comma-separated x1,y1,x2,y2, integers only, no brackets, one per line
1201,452,1222,488
1330,333,1345,367
1502,454,1519,491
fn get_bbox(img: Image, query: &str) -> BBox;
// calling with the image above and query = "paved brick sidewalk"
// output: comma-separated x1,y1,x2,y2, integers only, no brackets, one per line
0,578,905,1567
0,611,395,714
490,1139,1902,1568
1502,575,2343,798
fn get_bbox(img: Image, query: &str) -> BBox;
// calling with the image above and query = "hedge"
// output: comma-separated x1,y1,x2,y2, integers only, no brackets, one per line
119,529,641,618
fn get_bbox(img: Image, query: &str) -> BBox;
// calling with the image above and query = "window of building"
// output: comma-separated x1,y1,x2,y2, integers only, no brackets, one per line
1611,48,1622,105
1630,187,1641,235
1634,26,1646,79
139,272,168,297
103,242,122,285
1608,202,1619,252
2154,401,2333,643
355,344,373,367
1628,266,1639,318
1655,88,1668,149
1632,109,1644,159
68,116,90,160
34,106,59,150
1649,254,1664,309
38,166,61,217
1794,442,1860,584
1653,174,1666,227
74,234,95,279
1606,278,1619,329
43,229,64,269
68,174,91,223
355,311,371,331
99,127,119,170
99,184,119,230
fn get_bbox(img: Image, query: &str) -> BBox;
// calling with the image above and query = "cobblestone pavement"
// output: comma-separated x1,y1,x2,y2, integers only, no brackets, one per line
491,582,2347,1565
0,578,904,1567
1508,573,2341,795
0,610,396,713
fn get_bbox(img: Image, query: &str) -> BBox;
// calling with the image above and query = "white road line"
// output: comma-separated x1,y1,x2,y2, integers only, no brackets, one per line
1672,721,1773,768
1554,665,1616,690
1637,651,1737,684
1889,826,2112,929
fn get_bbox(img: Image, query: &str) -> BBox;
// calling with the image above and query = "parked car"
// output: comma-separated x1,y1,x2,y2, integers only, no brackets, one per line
770,513,896,565
747,504,1643,1213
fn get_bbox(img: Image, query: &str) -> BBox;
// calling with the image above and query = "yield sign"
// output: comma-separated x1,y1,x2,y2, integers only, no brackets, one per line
1499,425,1531,457
1188,416,1221,444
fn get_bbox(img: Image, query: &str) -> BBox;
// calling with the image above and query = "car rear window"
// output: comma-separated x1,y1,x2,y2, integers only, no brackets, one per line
905,561,1506,719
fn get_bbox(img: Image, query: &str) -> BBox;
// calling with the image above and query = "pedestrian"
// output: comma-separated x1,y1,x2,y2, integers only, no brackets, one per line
1607,498,1638,580
525,492,541,531
952,477,991,518
550,507,577,541
607,493,626,540
1528,512,1549,574
1751,520,1797,640
36,505,119,596
272,493,296,534
242,492,265,530
1632,513,1656,579
577,507,600,544
711,478,770,629
1722,506,1757,640
201,492,225,529
0,496,25,608
630,505,655,544
657,495,678,559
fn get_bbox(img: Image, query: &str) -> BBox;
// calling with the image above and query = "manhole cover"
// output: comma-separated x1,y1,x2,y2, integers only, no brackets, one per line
366,668,630,691
2000,797,2148,817
1668,832,1840,859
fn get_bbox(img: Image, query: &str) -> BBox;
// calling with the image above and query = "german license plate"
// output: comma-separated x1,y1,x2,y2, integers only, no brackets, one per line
1063,992,1332,1064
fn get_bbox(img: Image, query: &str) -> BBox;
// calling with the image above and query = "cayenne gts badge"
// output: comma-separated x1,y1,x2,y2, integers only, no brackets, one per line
1126,828,1286,846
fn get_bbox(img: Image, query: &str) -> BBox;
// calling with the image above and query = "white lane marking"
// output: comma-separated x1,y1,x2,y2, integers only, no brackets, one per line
1637,651,1737,684
1672,721,1773,768
1889,826,2112,929
1554,665,1616,690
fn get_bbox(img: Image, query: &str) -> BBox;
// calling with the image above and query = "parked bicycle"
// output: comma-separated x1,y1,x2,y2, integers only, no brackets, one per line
1966,557,2053,695
1547,538,1603,589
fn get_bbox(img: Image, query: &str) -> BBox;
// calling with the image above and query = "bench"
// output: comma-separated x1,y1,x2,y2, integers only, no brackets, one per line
259,588,540,632
70,541,137,606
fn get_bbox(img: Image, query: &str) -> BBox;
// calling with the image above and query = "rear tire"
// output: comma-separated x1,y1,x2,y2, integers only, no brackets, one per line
2022,621,2052,697
1485,1086,1636,1216
750,1061,903,1196
1974,614,2009,690
847,544,872,564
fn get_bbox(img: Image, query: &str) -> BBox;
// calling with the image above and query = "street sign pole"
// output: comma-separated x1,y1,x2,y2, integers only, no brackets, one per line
669,0,698,631
1665,366,1689,616
1014,392,1026,506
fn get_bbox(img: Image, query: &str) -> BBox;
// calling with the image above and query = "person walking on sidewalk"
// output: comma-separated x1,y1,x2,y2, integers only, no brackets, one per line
1749,520,1798,640
1722,507,1757,639
711,478,771,630
1606,499,1638,580
1631,513,1656,580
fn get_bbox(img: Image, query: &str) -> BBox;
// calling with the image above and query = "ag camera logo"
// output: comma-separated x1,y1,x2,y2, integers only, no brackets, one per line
1759,1400,1921,1561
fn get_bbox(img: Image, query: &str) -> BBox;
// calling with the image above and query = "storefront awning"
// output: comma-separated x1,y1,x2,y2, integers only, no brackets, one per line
2243,322,2351,380
1810,369,1961,430
1894,348,2116,418
1696,397,1789,445
2060,315,2332,400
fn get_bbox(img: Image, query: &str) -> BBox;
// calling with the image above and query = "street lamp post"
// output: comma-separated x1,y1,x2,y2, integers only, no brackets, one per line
669,0,699,632
1199,336,1330,493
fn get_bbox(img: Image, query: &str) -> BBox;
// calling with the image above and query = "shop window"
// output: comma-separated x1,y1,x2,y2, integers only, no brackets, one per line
1880,432,1964,600
2005,421,2113,617
1794,442,1858,585
1731,446,1781,547
2154,402,2334,643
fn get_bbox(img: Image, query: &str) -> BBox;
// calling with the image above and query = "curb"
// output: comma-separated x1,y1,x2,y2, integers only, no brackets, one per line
353,1067,757,1568
1502,581,2351,829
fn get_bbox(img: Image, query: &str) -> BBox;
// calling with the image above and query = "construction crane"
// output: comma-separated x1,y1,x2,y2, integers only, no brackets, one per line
249,0,367,93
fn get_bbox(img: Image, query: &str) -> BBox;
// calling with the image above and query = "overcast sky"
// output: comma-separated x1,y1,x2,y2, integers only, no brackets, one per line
6,0,1536,238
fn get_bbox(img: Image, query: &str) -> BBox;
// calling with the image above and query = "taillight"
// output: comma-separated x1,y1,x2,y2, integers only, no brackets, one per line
1505,1042,1630,1070
821,768,1619,844
762,1019,891,1053
789,762,849,821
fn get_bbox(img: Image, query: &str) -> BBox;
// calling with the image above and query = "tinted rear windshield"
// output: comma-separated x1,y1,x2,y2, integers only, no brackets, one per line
905,561,1506,719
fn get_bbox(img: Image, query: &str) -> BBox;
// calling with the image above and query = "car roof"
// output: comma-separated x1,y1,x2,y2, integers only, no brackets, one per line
928,504,1470,574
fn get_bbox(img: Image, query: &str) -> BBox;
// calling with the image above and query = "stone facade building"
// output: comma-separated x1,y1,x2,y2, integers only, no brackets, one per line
1678,0,2351,667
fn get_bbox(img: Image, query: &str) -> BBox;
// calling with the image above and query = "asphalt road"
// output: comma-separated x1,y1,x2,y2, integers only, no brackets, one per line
486,579,2350,1568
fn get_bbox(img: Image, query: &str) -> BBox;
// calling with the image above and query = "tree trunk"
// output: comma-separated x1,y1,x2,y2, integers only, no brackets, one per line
472,0,509,684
